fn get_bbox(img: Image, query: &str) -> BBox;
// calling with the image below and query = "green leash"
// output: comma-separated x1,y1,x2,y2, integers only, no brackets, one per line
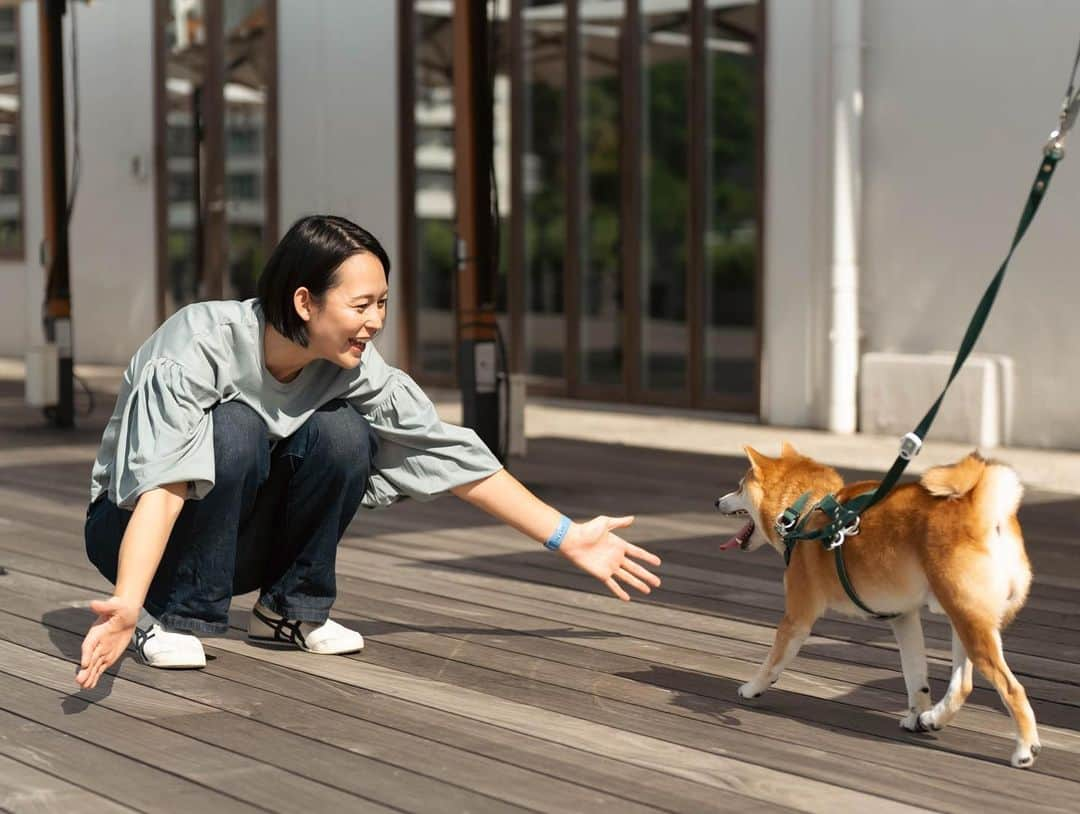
777,43,1080,619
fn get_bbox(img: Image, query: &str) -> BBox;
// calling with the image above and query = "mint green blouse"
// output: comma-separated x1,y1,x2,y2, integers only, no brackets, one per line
90,299,502,510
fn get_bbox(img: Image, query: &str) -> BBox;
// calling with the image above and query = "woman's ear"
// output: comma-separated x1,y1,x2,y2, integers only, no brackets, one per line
293,287,313,322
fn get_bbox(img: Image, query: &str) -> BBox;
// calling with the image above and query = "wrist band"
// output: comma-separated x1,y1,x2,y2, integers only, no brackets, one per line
544,515,572,551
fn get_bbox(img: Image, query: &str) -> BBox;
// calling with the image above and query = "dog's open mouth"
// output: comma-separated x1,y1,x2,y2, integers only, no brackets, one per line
720,515,755,551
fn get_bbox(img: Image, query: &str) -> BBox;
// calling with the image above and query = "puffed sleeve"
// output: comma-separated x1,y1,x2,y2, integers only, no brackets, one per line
110,358,222,509
356,369,503,509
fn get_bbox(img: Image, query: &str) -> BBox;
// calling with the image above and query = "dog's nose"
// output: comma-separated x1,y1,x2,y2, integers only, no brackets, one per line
714,497,722,509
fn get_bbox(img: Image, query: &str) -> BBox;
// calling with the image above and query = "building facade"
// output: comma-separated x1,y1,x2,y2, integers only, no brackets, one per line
1,0,1078,449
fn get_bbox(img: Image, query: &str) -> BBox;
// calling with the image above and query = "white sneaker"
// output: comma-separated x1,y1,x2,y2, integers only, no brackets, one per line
248,602,364,655
132,617,207,669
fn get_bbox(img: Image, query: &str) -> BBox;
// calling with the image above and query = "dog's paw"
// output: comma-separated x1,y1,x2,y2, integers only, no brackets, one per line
1011,747,1036,769
738,681,765,700
902,710,940,733
1011,740,1041,769
899,711,924,732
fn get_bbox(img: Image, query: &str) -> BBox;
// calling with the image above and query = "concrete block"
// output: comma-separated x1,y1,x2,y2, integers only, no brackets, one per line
859,352,1013,448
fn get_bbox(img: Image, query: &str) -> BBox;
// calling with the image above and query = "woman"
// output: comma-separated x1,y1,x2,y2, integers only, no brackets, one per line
77,215,661,689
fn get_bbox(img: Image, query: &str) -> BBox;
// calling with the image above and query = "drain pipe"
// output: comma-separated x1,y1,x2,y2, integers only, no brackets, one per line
827,0,862,433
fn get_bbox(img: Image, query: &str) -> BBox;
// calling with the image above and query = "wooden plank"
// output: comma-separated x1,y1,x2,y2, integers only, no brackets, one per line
203,638,931,814
328,571,1080,718
0,564,933,813
7,534,1076,738
2,614,787,814
333,543,1080,703
0,752,137,814
4,426,1080,813
247,585,1080,803
0,606,730,814
5,524,1080,767
6,536,1080,765
349,522,1080,647
0,707,262,814
343,533,1080,682
364,507,1080,623
322,549,1080,758
0,666,395,813
6,508,1080,682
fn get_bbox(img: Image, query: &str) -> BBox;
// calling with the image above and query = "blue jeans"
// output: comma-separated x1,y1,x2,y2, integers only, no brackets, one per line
84,399,377,635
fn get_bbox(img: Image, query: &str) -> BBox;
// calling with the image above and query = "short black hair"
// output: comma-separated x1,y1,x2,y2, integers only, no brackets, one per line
257,215,391,347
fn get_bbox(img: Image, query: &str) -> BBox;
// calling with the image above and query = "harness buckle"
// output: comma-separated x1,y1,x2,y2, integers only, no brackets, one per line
825,515,859,550
899,432,923,460
774,511,798,537
825,527,847,550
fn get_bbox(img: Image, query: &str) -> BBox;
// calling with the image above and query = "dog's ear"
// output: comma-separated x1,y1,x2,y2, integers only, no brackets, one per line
780,441,799,458
744,446,770,477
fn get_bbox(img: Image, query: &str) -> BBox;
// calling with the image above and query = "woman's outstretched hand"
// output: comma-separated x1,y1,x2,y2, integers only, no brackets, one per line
558,515,661,601
75,596,140,690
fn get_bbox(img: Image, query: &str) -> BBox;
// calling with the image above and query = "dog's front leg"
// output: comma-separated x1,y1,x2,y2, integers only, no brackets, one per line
739,612,814,699
890,611,933,730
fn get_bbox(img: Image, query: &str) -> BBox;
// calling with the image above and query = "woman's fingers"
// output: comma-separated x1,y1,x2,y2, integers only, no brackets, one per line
89,648,116,689
614,566,651,595
88,598,116,617
605,515,635,532
622,557,661,588
77,632,126,689
604,576,631,602
79,628,102,673
624,541,661,567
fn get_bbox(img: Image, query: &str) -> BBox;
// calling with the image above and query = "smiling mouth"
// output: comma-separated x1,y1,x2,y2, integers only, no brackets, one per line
718,508,755,550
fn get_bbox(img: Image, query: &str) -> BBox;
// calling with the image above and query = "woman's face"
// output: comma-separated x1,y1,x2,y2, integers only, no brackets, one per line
298,251,389,369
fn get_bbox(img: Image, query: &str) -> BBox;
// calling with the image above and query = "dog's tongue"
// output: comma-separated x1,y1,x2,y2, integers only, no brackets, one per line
720,520,755,551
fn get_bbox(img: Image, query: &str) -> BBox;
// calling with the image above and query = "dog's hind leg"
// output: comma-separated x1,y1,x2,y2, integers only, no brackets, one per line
891,611,933,731
916,624,972,733
932,608,1040,768
966,624,1040,768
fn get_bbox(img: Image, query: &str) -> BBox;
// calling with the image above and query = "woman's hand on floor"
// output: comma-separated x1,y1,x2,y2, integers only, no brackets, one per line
559,515,661,601
76,596,140,690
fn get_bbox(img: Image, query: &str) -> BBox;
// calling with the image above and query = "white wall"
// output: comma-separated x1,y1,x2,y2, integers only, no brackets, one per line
761,0,833,428
66,0,157,364
277,0,400,364
861,0,1080,448
0,0,156,365
765,0,1080,449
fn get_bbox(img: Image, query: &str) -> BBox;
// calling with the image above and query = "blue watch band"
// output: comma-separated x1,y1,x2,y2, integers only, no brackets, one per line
544,515,572,551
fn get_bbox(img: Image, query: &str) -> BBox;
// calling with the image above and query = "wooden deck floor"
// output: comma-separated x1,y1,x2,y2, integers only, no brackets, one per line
1,381,1078,813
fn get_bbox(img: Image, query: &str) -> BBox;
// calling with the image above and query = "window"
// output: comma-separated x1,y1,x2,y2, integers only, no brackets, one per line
0,7,22,257
402,0,762,412
157,0,277,316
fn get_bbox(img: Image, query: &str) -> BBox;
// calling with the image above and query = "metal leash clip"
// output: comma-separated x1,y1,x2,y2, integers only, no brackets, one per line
1047,70,1080,159
899,432,923,461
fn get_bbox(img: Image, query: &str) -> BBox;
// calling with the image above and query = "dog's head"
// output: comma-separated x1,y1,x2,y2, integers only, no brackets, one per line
715,442,843,555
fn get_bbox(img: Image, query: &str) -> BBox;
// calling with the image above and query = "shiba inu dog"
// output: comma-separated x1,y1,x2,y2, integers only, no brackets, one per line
715,443,1040,768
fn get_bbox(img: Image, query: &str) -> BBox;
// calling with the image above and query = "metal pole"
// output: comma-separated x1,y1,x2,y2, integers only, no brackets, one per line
452,0,500,455
39,0,74,427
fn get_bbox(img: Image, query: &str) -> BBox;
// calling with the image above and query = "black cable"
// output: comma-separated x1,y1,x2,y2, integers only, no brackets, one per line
74,371,95,416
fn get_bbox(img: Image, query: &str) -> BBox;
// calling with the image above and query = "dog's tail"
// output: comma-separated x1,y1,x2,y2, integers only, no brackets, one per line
920,452,1023,516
